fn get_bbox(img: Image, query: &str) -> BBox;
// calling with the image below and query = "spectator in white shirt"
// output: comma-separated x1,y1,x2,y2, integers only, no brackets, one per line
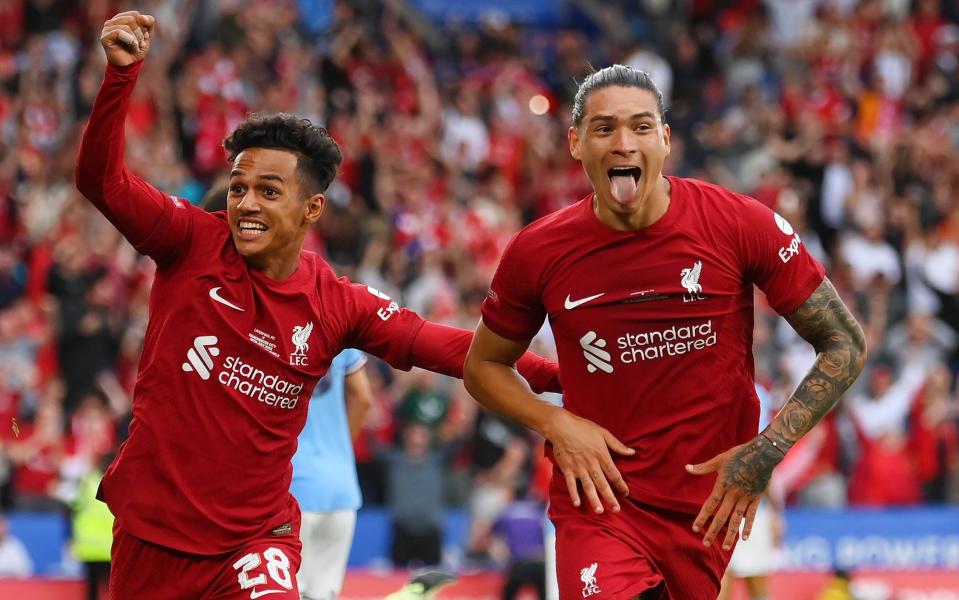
849,362,928,439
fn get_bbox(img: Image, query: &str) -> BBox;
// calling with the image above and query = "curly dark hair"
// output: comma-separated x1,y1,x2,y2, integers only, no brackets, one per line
223,113,343,196
571,65,665,127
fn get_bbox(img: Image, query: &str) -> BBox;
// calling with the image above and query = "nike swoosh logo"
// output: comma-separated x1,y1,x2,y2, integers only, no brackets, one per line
564,292,605,310
250,589,284,599
209,287,245,312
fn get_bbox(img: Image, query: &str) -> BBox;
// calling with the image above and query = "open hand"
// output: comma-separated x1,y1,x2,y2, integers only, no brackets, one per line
686,438,782,550
544,408,634,514
100,11,155,67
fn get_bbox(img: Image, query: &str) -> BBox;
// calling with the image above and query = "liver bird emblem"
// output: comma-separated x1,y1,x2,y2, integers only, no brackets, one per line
580,562,598,587
681,260,703,296
291,322,313,356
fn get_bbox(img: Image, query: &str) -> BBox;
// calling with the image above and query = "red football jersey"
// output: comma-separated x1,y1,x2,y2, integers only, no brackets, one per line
482,177,825,513
76,64,560,554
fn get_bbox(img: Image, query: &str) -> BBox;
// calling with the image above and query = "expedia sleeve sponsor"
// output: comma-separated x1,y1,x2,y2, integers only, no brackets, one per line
737,200,825,316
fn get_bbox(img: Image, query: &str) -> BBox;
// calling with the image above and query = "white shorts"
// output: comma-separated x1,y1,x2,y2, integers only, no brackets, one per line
297,509,357,600
544,517,558,600
469,484,511,525
727,503,776,578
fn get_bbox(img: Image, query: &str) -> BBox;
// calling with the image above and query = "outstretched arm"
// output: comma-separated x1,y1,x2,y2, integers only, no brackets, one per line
408,320,561,394
76,11,190,262
464,321,633,514
342,280,561,393
689,278,866,549
77,11,156,214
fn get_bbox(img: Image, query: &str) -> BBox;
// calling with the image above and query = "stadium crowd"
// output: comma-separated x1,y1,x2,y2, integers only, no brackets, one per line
0,0,957,569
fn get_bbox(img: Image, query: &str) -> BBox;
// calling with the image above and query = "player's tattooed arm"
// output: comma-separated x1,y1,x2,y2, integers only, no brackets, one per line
717,278,866,495
689,277,865,550
718,278,866,497
763,277,867,453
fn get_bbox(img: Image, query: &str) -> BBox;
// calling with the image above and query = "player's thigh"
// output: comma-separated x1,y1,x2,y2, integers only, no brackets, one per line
110,524,216,599
210,537,302,599
744,575,771,598
553,516,664,599
715,570,735,600
641,507,731,599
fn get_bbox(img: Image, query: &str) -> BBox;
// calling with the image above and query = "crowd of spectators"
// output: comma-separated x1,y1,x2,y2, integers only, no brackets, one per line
0,0,957,569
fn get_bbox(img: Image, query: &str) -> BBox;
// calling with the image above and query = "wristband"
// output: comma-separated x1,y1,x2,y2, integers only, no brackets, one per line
760,432,787,456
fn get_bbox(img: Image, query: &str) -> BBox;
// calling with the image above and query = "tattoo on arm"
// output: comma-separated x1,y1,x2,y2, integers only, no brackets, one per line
723,278,866,496
723,436,783,495
768,277,867,452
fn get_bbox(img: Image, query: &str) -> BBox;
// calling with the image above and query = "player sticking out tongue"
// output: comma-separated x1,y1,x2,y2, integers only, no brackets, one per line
608,166,641,206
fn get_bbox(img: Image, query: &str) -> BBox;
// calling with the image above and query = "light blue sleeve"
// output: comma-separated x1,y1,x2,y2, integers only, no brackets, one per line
339,348,367,375
756,384,773,432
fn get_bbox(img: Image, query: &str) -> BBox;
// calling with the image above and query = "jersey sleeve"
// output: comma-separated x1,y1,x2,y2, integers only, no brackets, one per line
335,278,560,392
75,62,193,266
340,348,367,375
736,198,825,316
337,280,425,371
481,230,547,341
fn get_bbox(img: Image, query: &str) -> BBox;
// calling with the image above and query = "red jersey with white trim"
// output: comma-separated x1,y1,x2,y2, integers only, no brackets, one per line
482,177,825,513
77,63,560,554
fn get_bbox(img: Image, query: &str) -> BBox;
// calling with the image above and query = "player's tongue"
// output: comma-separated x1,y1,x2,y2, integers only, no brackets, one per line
609,174,638,206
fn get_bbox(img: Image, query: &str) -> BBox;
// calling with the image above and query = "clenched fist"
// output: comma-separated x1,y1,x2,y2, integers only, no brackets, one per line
100,11,155,67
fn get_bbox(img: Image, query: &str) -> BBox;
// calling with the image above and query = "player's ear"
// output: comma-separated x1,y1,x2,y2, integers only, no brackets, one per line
568,126,581,160
662,122,671,157
304,193,325,224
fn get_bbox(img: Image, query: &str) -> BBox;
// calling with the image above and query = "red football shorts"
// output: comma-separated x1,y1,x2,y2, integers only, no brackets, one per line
110,517,302,599
550,481,733,599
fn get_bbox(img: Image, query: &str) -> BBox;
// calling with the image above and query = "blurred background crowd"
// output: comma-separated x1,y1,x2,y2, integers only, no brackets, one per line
0,0,957,575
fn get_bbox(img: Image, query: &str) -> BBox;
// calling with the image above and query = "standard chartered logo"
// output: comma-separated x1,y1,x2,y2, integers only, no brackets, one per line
181,335,220,380
581,321,719,373
580,331,613,374
181,335,303,409
618,320,717,363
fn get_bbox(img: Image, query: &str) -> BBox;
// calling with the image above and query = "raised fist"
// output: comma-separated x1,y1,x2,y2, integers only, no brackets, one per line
100,11,155,67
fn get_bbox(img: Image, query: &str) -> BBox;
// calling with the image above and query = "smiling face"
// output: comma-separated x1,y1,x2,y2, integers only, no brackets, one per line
569,85,671,231
227,148,324,279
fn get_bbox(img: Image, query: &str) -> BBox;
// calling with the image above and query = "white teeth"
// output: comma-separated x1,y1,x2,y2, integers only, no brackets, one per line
239,222,267,231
